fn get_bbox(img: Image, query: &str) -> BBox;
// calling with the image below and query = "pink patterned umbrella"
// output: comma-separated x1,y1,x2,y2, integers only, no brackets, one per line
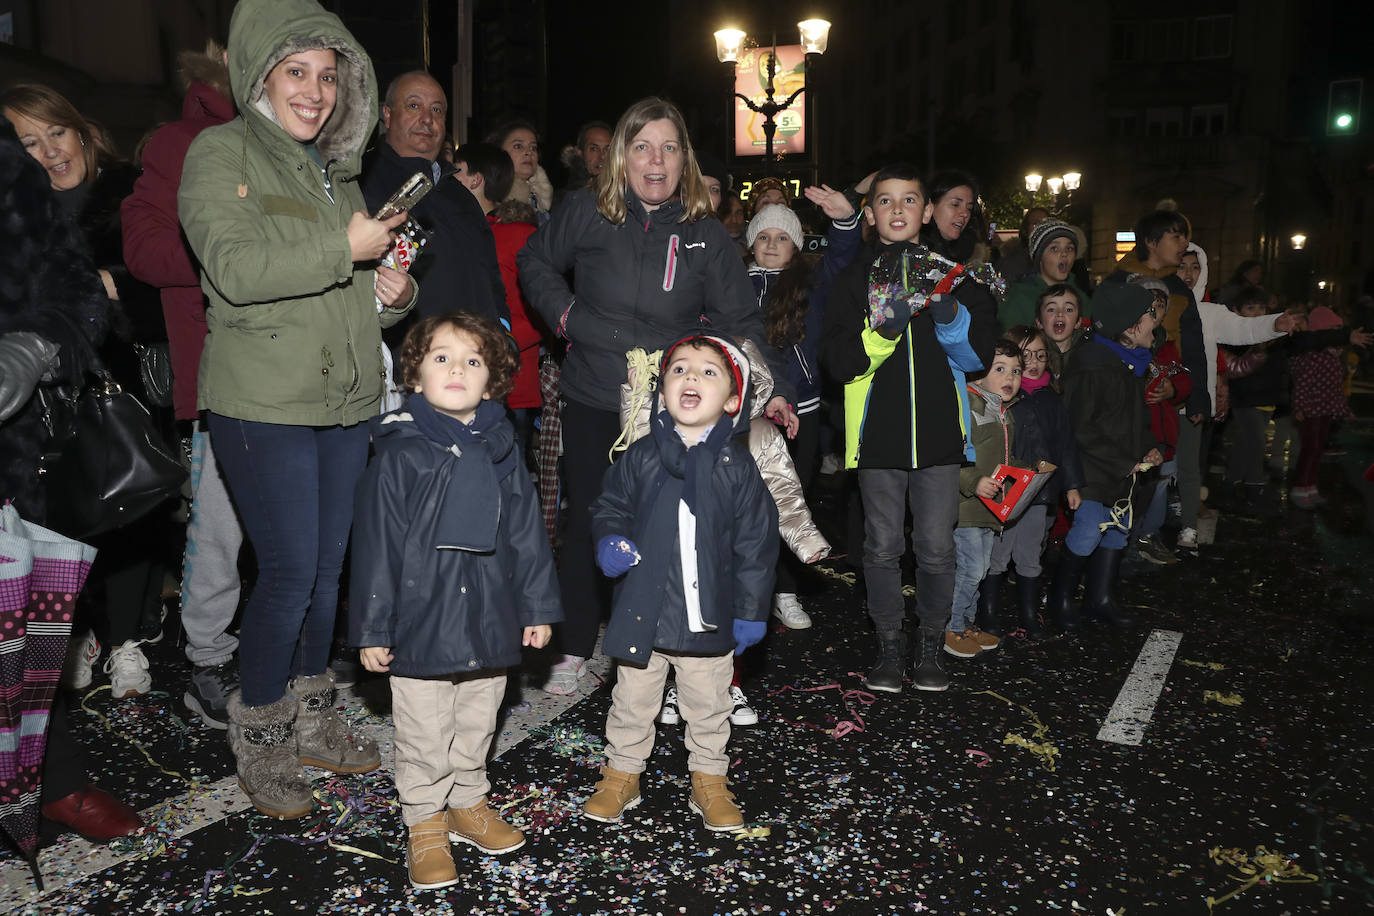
0,504,96,889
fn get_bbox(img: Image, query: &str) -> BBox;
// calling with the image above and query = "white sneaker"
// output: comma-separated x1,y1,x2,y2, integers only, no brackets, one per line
103,640,152,699
541,654,586,695
728,685,758,726
61,631,100,691
657,686,681,725
771,593,812,629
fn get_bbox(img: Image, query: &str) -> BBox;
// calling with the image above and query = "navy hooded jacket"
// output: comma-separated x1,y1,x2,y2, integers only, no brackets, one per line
348,409,562,676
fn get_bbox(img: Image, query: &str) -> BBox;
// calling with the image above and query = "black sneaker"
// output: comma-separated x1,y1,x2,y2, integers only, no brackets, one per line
183,661,237,730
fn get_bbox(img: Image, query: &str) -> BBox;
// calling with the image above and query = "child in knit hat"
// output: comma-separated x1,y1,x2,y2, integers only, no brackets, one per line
998,219,1092,329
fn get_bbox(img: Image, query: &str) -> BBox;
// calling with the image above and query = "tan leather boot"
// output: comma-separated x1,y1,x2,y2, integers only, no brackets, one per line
689,771,743,831
447,800,525,854
406,811,458,891
582,766,641,823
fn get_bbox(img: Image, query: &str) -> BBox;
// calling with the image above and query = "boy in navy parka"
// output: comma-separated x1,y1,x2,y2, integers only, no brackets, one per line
582,334,777,832
350,313,562,891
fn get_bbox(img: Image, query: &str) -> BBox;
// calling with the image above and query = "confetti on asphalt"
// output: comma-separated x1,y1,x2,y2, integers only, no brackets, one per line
2,416,1372,914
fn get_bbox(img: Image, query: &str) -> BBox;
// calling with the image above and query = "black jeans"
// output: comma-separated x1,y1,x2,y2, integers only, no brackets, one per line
555,399,620,659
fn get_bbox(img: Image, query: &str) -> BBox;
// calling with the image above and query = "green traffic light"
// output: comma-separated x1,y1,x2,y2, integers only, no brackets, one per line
1335,113,1354,129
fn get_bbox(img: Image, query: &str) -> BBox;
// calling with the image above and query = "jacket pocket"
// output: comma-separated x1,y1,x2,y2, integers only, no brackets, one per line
261,194,320,222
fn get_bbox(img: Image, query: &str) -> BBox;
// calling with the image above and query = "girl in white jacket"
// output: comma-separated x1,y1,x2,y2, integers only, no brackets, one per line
1174,243,1294,554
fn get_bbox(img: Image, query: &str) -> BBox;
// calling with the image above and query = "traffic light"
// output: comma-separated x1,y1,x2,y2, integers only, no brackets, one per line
1327,78,1362,136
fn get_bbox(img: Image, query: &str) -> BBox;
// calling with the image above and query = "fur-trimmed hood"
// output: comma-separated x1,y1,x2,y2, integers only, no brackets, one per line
228,0,376,170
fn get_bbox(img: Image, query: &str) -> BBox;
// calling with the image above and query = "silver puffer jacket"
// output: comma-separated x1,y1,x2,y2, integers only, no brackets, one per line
616,338,830,564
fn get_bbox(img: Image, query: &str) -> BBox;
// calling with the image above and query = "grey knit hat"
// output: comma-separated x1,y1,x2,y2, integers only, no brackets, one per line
1028,219,1078,267
746,204,804,250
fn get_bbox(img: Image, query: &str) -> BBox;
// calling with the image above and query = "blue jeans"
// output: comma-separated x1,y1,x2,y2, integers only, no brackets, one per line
1065,498,1131,557
951,527,995,632
858,465,959,632
208,414,370,706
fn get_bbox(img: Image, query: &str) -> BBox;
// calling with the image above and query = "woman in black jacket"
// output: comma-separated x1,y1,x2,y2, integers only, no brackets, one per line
917,170,1002,372
0,113,143,847
517,96,795,693
2,83,171,703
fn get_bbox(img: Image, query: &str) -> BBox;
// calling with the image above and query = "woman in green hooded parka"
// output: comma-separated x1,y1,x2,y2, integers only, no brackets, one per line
178,0,415,819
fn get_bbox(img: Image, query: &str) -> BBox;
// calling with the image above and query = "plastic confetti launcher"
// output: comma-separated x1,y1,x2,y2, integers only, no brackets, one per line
374,218,429,311
865,246,1005,331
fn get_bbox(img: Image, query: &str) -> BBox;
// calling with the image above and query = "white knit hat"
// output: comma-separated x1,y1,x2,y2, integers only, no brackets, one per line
746,204,804,251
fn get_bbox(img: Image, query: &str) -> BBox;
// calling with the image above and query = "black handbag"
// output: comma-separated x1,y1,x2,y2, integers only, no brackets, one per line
36,369,188,538
133,341,175,408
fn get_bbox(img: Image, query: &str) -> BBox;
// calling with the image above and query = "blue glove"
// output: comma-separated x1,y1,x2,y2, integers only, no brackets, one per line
596,535,639,578
928,293,959,325
733,619,766,656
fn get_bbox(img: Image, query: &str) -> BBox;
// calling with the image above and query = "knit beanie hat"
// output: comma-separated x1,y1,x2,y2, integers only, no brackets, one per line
746,203,804,251
1092,281,1155,340
660,333,750,416
1028,219,1078,268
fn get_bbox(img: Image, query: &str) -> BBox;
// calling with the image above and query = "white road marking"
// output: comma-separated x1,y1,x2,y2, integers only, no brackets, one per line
1097,629,1184,746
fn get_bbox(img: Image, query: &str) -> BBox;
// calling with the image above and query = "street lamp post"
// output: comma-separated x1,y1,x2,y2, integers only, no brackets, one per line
714,19,830,175
1024,170,1083,213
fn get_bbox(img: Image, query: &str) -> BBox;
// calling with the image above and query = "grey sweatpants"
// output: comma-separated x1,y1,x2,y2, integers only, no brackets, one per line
181,420,243,667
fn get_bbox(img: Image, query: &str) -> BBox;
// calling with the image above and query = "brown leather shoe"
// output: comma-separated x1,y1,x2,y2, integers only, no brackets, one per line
582,766,641,823
41,784,144,841
689,772,743,831
407,811,458,891
447,801,525,854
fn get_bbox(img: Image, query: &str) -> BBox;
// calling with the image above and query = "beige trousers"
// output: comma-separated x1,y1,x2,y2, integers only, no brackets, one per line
390,670,506,826
604,650,733,776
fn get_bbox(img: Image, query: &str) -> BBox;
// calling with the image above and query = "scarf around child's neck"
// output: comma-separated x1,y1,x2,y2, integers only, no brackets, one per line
1019,371,1052,394
405,393,518,552
1094,335,1152,377
641,405,737,633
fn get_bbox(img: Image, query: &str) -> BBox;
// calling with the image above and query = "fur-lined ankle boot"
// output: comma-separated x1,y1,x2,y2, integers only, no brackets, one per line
292,670,380,774
227,692,313,819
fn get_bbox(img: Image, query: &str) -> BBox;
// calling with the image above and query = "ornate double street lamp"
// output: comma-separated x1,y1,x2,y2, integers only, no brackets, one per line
714,18,831,174
1025,170,1083,205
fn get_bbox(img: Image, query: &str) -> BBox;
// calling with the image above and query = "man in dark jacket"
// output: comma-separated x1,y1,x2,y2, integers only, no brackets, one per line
1050,282,1164,630
362,71,509,334
121,41,242,728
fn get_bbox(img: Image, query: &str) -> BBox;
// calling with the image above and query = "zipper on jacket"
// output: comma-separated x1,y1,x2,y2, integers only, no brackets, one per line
321,345,335,407
907,332,919,468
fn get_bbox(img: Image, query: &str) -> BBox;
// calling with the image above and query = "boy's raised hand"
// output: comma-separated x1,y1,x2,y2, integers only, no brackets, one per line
360,646,394,673
523,625,552,649
733,619,766,656
803,183,855,220
596,535,640,577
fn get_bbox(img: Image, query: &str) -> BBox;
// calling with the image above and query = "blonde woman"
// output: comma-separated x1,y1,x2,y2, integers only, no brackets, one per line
517,96,795,694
